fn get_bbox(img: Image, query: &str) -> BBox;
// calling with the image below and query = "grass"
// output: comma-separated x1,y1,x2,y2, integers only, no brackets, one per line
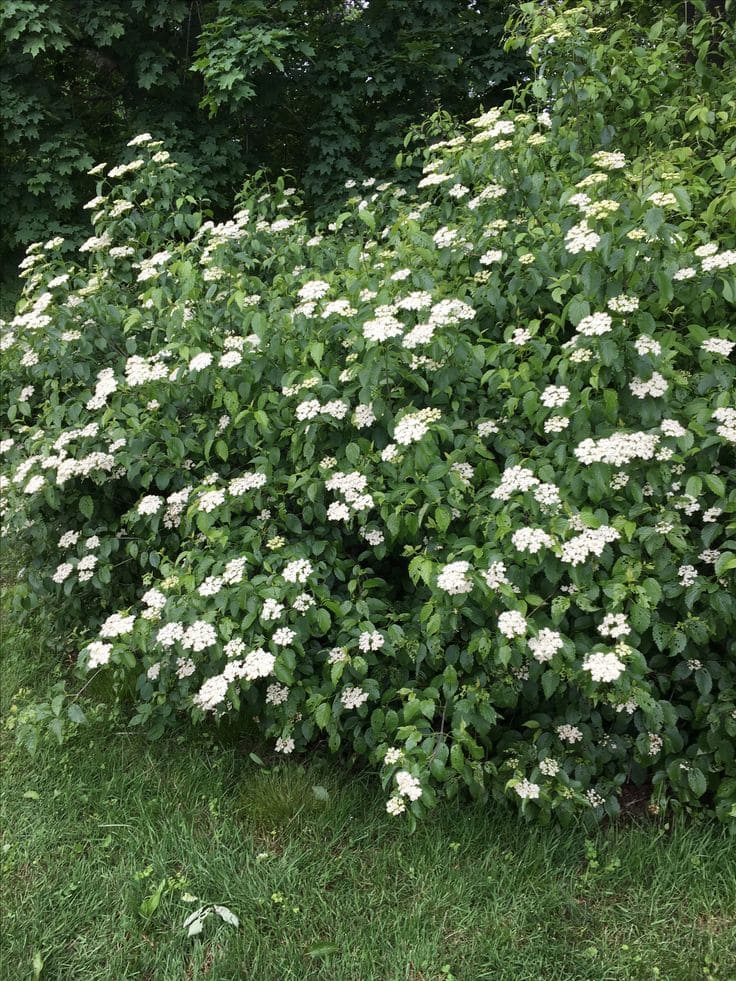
1,602,736,980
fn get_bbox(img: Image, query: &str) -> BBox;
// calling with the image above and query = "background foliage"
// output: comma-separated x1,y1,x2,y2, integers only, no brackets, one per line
0,0,524,277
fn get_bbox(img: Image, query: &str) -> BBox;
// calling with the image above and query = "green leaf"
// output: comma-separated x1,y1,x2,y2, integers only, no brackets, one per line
687,768,707,798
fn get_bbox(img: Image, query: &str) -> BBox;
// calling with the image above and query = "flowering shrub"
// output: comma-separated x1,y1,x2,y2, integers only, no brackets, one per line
2,3,735,826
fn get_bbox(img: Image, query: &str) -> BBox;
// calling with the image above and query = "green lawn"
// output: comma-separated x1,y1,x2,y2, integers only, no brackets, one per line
2,599,735,980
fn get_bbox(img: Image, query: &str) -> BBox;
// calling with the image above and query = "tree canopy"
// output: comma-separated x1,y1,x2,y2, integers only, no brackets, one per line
1,0,524,275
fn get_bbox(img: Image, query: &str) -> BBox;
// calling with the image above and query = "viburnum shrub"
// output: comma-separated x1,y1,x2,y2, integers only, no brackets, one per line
2,3,735,827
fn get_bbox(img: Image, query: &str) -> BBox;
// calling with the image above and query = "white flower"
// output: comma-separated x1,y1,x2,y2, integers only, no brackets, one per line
222,557,246,585
514,779,540,800
386,796,406,815
341,686,370,709
437,560,473,595
635,335,661,357
198,489,225,512
198,576,223,597
266,683,289,705
243,647,276,679
483,561,509,590
629,372,668,399
354,404,376,428
576,312,612,336
591,150,626,169
100,613,136,638
229,473,267,495
607,294,639,313
137,495,163,516
292,592,314,613
544,416,570,434
261,598,284,621
528,628,564,663
583,651,625,682
556,724,583,745
327,501,350,521
511,528,554,554
275,736,295,754
673,267,696,280
539,758,560,777
395,770,422,800
540,385,570,408
85,641,112,669
272,627,296,647
599,614,629,639
298,279,330,302
702,337,735,357
282,559,313,584
647,191,677,207
181,620,217,651
358,630,384,652
498,611,527,639
477,420,499,437
384,747,402,765
194,676,229,711
157,621,184,647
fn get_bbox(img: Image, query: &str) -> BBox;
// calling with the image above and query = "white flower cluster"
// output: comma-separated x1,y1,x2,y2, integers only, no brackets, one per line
261,598,284,621
540,385,570,408
100,613,136,638
511,527,554,554
607,294,639,313
283,559,313,583
629,372,668,399
713,407,736,443
359,630,384,652
341,686,370,710
515,779,541,800
590,150,626,169
576,312,612,336
181,621,217,651
229,472,267,495
575,432,659,466
565,221,600,254
498,610,527,639
266,683,289,705
194,676,229,711
325,470,373,521
297,280,330,302
702,338,735,357
477,419,499,437
560,525,619,565
353,404,376,428
599,613,629,639
393,407,441,446
360,527,385,546
437,560,473,595
84,641,113,669
87,368,117,410
492,465,539,501
528,628,564,663
243,647,276,679
634,335,661,356
483,561,509,590
583,651,625,682
395,770,422,800
557,724,583,744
